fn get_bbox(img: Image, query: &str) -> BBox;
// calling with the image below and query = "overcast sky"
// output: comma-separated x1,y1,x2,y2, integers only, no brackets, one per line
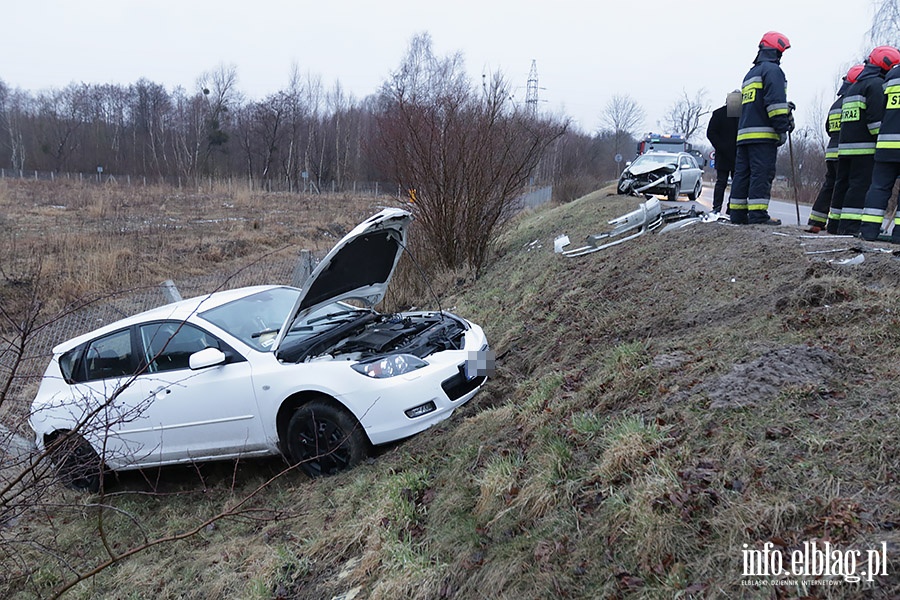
2,0,880,136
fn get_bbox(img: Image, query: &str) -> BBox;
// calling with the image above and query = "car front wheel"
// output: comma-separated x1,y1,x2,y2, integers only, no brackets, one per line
667,186,678,202
688,180,702,201
286,399,368,477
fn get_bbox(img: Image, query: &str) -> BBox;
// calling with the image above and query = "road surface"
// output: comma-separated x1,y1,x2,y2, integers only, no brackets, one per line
691,179,812,226
699,177,812,227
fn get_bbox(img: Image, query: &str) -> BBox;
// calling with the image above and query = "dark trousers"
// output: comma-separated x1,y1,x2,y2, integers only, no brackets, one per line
830,154,875,235
729,143,777,224
713,167,734,213
859,160,900,241
808,160,836,228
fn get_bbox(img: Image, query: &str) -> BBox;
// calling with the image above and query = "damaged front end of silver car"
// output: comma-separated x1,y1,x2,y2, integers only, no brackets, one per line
617,169,678,199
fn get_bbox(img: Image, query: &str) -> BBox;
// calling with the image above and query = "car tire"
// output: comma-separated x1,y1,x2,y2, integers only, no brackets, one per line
49,432,103,493
667,187,678,202
688,180,702,201
286,399,368,477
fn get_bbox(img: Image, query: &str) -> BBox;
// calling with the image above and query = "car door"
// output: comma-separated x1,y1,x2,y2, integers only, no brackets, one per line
114,321,268,466
679,155,699,192
70,327,157,468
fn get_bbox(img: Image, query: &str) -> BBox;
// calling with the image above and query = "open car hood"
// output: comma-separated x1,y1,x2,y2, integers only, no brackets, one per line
272,208,412,354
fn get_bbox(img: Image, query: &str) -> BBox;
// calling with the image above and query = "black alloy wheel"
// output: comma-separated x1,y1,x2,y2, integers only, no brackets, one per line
286,399,367,477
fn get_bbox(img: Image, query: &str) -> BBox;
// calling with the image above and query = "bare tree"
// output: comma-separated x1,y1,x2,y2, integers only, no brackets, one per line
33,84,91,172
660,89,710,141
130,78,173,177
196,64,240,177
598,94,645,159
374,33,567,272
869,0,900,46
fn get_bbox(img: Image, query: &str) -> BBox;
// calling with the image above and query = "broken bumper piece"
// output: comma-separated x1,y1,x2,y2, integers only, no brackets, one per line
555,198,716,257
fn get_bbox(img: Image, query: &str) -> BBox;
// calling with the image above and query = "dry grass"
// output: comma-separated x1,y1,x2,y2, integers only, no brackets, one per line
5,179,900,599
0,179,391,313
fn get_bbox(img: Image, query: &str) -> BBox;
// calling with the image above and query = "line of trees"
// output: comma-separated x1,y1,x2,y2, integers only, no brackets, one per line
0,58,635,199
0,64,383,193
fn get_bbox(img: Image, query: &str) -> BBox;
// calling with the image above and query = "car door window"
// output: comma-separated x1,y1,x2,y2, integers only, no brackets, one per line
84,329,135,381
140,322,218,373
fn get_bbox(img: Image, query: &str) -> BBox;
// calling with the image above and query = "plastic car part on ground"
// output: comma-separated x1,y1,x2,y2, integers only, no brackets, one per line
554,198,725,257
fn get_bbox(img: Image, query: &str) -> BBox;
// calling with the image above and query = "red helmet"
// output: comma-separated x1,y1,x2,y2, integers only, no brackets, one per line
868,46,900,71
846,64,865,83
759,31,791,52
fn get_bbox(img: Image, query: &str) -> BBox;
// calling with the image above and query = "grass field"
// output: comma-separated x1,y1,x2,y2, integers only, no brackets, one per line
3,179,900,599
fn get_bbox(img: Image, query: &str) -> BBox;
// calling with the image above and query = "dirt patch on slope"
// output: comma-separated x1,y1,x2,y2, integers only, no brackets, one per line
696,344,838,408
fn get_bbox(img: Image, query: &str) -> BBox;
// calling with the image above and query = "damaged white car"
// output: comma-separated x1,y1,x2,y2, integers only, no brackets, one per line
30,208,492,490
617,151,703,202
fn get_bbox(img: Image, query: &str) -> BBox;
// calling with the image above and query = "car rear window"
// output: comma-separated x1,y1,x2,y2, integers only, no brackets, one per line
59,346,84,383
83,329,135,381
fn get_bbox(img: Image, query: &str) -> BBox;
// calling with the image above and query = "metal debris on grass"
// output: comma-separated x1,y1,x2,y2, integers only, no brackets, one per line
554,197,723,257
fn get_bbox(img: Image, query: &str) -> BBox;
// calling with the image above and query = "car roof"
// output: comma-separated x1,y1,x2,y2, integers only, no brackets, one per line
53,284,290,353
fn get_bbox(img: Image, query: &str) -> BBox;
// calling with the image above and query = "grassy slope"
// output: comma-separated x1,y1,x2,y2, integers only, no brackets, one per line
8,188,900,599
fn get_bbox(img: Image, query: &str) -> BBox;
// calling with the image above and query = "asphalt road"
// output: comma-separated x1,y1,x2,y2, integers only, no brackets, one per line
671,179,812,226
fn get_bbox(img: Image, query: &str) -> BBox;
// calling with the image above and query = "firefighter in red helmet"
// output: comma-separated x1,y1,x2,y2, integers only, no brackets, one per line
807,64,865,232
829,46,900,235
728,31,793,225
859,47,900,241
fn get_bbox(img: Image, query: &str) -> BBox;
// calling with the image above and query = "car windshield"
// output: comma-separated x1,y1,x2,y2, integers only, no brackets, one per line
199,288,369,352
633,154,679,169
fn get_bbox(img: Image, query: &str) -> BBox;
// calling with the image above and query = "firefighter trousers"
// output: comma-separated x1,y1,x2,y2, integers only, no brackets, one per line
830,154,875,235
808,160,836,228
859,160,900,242
729,143,777,225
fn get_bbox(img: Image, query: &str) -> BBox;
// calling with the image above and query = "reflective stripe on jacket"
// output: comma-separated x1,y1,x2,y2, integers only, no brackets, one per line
875,65,900,162
736,48,790,145
825,96,843,161
838,64,887,157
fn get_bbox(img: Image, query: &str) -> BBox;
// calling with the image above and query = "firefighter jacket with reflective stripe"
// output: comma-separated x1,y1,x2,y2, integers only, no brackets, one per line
825,95,843,160
838,63,886,156
875,65,900,162
736,48,790,145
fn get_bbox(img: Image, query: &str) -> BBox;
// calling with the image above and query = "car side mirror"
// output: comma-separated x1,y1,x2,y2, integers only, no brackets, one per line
625,161,632,168
189,347,226,370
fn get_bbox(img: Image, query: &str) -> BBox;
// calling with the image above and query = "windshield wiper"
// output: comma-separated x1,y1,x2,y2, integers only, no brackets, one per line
251,327,279,339
307,308,369,325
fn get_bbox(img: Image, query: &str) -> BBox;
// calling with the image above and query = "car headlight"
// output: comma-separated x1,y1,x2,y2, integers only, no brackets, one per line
352,354,428,378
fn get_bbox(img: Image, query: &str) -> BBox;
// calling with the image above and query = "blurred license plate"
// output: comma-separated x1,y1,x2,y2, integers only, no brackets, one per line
464,348,495,380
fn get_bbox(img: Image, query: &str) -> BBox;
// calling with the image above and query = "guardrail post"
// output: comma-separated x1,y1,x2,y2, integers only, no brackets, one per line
160,279,183,303
291,249,316,288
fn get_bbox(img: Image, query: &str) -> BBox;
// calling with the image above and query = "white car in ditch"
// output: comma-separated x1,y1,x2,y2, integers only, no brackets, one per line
29,208,491,491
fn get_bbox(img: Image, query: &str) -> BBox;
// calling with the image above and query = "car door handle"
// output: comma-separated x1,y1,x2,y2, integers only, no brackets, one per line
150,386,171,398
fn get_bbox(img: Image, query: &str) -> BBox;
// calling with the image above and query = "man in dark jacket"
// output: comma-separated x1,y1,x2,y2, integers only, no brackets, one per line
728,31,792,225
808,65,864,232
706,91,740,214
829,46,900,235
859,54,900,241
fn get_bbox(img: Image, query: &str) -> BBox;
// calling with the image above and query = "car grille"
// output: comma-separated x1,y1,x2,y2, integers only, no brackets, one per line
441,367,486,401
